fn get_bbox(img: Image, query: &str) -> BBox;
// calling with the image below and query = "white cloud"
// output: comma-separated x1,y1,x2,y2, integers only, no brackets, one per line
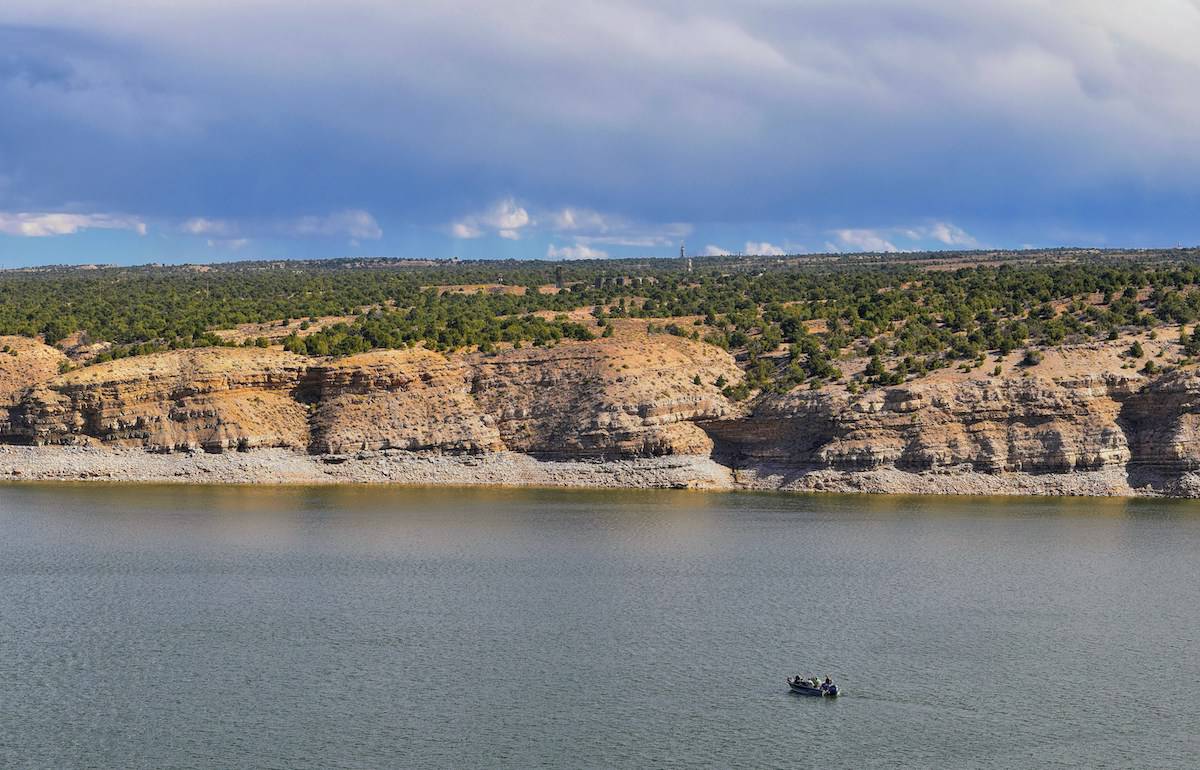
451,197,531,240
489,199,530,231
703,244,731,256
0,212,146,237
904,222,979,247
546,206,690,242
744,240,787,256
829,221,982,251
547,243,608,260
450,199,689,250
451,221,482,239
556,209,690,247
182,217,234,236
929,222,978,247
548,207,615,232
830,229,899,253
181,210,382,241
288,209,382,240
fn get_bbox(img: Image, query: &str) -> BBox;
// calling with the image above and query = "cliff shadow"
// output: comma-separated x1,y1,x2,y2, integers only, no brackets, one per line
701,415,837,488
1116,386,1185,495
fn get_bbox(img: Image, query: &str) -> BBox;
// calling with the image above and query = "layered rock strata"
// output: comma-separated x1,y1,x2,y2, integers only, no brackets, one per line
307,349,504,455
707,374,1139,474
6,334,1200,496
0,335,741,460
6,348,310,451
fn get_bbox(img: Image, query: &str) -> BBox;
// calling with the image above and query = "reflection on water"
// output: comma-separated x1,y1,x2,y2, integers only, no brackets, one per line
2,484,1199,769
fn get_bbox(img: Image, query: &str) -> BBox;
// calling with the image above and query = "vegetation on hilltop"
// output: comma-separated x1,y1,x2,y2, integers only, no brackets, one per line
282,298,598,356
5,249,1200,393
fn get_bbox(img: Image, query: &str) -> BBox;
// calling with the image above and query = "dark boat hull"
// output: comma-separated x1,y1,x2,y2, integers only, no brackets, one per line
787,678,839,697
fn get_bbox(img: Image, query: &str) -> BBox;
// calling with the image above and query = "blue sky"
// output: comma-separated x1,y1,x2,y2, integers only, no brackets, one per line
1,1,1199,266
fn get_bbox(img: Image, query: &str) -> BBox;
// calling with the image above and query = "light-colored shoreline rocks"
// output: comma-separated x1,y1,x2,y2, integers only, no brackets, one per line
0,445,1191,498
0,446,735,490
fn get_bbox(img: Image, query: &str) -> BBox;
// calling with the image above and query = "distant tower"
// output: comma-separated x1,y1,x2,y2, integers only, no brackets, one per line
554,265,564,289
687,257,693,273
680,241,685,260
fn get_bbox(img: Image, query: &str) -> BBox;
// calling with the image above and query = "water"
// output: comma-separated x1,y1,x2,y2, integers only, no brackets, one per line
1,484,1197,769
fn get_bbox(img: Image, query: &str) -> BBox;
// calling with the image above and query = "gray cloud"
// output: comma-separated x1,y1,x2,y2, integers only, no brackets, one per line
1,1,1199,247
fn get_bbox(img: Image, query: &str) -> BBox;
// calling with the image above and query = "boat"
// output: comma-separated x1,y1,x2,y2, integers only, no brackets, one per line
787,676,839,697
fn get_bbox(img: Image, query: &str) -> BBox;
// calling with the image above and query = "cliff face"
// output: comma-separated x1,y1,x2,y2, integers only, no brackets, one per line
9,336,1200,495
1118,370,1200,475
0,335,741,459
466,337,737,458
700,369,1200,495
7,348,310,451
0,336,70,438
708,374,1139,474
307,349,503,455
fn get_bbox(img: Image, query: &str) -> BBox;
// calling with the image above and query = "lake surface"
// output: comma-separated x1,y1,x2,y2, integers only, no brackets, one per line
1,485,1197,769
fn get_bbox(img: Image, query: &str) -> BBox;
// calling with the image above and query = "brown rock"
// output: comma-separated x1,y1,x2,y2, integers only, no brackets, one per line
0,336,742,460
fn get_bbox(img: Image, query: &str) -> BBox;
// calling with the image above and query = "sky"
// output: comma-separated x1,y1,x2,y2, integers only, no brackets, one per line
1,0,1200,266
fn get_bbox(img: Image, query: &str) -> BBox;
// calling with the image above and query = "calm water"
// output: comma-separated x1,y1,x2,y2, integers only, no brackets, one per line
1,485,1198,769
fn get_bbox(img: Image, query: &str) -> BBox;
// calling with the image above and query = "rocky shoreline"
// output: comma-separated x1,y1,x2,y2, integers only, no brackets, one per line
0,446,735,489
5,335,1200,498
0,445,1191,497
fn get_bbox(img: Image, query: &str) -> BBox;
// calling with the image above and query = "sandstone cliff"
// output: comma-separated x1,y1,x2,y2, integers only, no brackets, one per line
7,348,310,451
7,334,1200,496
465,337,736,458
0,334,741,460
307,349,503,455
700,366,1200,496
0,336,70,437
708,374,1139,474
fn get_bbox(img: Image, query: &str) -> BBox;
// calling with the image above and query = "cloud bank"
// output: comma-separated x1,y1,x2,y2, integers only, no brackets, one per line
1,1,1199,260
0,212,146,237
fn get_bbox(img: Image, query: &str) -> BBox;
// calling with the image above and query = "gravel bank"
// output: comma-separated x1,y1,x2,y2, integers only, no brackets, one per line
0,446,734,489
0,446,1187,497
731,464,1148,497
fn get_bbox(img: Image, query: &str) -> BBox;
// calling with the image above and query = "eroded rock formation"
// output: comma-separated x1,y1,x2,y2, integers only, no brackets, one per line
0,335,742,460
707,374,1140,474
307,349,502,454
0,336,70,438
7,333,1200,495
7,347,309,451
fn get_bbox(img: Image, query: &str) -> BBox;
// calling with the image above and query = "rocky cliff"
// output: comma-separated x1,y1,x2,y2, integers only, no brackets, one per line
702,368,1200,496
6,347,311,451
0,336,70,438
0,333,741,461
707,374,1138,473
7,333,1200,496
